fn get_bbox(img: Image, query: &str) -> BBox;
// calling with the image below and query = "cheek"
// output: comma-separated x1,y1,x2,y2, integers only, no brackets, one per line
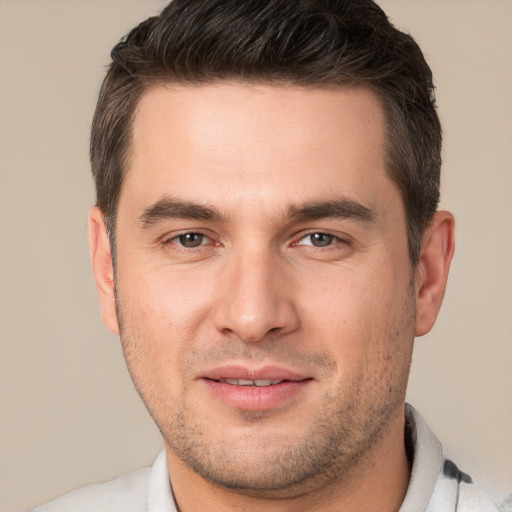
299,265,378,335
298,261,411,369
116,263,218,374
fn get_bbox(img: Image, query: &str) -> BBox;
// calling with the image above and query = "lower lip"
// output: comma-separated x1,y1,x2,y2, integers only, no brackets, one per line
201,379,311,411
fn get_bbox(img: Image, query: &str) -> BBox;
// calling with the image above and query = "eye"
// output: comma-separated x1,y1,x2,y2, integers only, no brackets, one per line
175,232,209,248
298,232,337,247
160,230,220,259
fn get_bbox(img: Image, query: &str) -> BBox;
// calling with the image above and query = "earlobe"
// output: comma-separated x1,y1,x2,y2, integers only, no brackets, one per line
88,207,120,335
414,211,455,337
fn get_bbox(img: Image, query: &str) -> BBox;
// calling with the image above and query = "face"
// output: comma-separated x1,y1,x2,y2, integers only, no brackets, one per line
102,84,418,495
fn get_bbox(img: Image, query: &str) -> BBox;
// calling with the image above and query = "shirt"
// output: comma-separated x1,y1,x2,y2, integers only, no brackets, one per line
30,405,500,512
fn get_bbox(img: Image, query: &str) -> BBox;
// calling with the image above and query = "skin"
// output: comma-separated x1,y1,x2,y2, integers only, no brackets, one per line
89,83,454,512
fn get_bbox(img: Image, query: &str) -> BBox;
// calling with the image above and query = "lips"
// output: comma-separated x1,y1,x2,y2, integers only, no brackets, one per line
199,366,312,411
218,378,283,387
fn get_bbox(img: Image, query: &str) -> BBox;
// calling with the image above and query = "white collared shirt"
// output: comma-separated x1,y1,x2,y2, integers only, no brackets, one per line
30,405,500,512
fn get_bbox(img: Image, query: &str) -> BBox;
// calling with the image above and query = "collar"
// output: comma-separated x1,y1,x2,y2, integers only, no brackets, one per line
145,404,444,512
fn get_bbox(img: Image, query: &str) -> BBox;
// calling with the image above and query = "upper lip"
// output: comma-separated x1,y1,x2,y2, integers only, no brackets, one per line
199,365,310,382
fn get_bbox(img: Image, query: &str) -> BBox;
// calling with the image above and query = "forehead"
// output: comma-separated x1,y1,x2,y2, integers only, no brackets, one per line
123,82,393,214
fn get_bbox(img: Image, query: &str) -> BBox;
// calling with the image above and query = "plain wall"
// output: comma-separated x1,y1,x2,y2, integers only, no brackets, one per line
1,1,511,510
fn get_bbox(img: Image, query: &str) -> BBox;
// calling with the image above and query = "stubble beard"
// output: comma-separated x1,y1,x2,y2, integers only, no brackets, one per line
116,285,415,498
158,371,408,498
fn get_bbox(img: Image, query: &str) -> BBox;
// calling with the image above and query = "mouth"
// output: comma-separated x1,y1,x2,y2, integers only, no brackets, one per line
199,366,312,411
214,378,287,387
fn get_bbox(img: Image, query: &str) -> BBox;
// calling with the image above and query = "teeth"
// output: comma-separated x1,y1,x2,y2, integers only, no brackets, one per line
237,379,254,386
254,379,281,387
221,378,282,387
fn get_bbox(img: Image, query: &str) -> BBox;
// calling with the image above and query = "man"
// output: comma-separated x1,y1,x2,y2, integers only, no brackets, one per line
30,0,501,511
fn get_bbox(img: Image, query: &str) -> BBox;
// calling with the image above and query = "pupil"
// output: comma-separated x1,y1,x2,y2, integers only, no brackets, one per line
179,233,203,247
312,233,333,247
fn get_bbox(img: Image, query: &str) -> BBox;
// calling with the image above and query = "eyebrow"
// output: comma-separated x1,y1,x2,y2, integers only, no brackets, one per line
139,196,225,228
287,197,375,224
138,195,375,228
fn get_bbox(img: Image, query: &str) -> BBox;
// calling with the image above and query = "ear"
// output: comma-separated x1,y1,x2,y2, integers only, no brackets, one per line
88,206,120,335
414,211,455,337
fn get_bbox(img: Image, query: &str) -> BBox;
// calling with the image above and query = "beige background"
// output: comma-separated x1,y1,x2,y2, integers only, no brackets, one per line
1,0,511,510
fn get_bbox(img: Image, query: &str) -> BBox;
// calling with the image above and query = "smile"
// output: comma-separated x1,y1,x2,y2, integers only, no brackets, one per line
199,367,312,411
217,378,284,387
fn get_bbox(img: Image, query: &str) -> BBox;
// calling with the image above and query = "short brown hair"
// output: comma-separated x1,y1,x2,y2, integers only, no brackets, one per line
91,0,441,263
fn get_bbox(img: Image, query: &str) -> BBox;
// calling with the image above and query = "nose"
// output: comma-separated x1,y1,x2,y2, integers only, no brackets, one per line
212,249,300,342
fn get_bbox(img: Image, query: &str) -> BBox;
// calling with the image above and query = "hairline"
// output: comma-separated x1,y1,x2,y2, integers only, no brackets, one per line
104,77,423,266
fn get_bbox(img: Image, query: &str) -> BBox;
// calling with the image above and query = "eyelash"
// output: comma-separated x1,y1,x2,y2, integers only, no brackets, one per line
163,231,216,250
162,230,349,252
294,232,348,248
293,231,341,247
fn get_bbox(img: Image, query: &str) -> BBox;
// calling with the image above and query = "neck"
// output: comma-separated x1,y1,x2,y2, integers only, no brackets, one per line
166,404,410,512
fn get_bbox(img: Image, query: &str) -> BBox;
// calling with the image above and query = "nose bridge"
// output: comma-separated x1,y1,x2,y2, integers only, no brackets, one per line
213,242,298,342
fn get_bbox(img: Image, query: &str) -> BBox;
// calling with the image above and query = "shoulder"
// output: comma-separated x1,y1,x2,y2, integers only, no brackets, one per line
29,466,151,512
435,458,501,512
457,477,505,512
403,405,503,512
